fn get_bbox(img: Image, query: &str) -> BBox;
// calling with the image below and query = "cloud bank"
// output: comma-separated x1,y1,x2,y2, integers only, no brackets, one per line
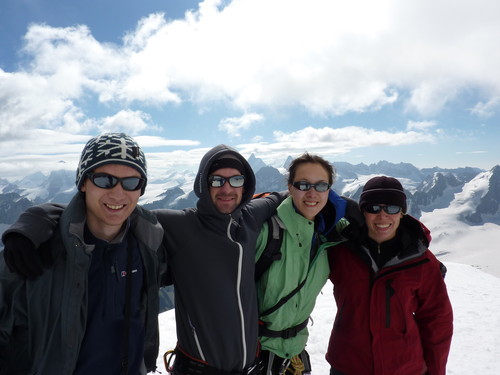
1,0,499,179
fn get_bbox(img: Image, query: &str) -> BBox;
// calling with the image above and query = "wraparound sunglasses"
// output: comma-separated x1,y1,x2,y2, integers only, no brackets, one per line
292,181,331,192
364,204,402,215
87,172,146,191
208,175,245,188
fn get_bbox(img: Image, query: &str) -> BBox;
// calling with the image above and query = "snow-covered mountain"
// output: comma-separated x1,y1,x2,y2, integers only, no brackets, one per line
0,159,496,224
420,166,500,277
1,159,499,277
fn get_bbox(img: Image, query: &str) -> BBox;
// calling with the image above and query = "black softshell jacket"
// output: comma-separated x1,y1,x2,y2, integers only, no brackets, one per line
155,145,282,372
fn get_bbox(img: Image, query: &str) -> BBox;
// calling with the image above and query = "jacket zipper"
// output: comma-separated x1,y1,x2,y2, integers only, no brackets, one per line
191,319,206,362
375,258,430,328
385,279,395,328
227,215,247,368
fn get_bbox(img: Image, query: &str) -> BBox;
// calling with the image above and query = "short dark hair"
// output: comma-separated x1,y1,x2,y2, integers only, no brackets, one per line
287,153,335,185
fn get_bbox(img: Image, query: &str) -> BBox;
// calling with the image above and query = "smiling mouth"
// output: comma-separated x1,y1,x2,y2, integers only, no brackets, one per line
376,223,391,229
105,203,125,210
304,201,318,207
217,195,235,201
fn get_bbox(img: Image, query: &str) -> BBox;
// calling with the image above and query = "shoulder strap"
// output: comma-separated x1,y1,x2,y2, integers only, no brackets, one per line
255,215,284,281
252,192,271,199
260,275,308,318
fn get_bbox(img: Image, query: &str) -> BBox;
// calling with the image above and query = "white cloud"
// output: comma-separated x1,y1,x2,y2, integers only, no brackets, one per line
4,0,500,132
236,125,435,162
134,136,200,148
0,129,200,181
470,97,500,118
218,113,264,137
456,150,487,155
98,110,153,134
2,0,500,178
406,120,437,131
0,69,84,136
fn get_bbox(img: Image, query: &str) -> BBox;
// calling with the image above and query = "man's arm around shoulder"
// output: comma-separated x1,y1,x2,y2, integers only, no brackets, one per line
246,191,288,223
3,204,66,248
2,203,65,279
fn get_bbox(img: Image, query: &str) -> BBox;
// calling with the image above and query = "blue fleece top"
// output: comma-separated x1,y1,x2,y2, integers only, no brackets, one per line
75,225,145,374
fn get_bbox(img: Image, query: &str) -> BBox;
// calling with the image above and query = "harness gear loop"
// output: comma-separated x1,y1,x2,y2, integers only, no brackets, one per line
163,349,176,373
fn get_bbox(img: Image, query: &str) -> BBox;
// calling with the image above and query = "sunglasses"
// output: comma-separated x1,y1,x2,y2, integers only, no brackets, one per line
364,205,402,215
87,172,146,191
208,175,245,188
292,181,331,193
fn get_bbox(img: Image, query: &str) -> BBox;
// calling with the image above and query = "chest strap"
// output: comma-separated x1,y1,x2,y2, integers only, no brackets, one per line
258,318,309,339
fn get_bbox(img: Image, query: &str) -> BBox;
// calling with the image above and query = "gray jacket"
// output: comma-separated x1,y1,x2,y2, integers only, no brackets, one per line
155,145,283,372
0,192,164,374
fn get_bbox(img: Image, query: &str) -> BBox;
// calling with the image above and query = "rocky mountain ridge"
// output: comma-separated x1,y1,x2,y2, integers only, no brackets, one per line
1,160,499,238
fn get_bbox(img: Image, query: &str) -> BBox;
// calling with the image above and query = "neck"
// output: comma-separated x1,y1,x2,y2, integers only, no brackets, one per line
86,221,127,243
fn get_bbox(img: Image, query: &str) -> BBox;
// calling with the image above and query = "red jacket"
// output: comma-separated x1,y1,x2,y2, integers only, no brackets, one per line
326,216,453,375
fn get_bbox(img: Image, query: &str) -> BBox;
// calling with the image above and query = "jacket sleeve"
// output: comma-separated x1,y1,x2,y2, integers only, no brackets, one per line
415,252,454,375
338,197,365,242
0,261,24,349
2,204,66,248
245,191,287,225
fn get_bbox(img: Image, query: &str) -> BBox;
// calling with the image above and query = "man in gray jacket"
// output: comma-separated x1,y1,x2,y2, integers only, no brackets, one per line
157,145,283,374
2,144,283,374
0,133,164,374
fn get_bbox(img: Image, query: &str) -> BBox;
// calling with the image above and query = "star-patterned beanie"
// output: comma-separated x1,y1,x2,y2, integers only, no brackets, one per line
75,133,147,195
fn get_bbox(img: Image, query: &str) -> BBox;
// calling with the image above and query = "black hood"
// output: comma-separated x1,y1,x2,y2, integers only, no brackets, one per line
194,144,256,216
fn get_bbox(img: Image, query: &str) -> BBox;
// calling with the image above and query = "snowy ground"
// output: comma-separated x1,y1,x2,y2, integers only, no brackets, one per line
421,211,500,278
156,261,500,374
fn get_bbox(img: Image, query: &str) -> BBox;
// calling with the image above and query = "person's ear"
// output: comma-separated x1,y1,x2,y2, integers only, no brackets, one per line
80,178,88,192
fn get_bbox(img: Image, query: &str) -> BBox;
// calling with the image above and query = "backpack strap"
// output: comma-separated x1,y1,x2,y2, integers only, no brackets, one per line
255,215,285,281
256,214,309,317
255,214,311,340
258,317,309,339
259,275,308,318
252,192,272,199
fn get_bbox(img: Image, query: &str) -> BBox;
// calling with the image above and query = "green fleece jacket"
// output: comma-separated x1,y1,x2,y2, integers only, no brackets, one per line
255,194,347,359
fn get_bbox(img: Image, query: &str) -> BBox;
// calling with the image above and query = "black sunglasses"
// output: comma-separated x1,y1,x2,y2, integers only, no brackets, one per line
292,181,331,193
87,172,146,191
364,205,402,215
208,175,245,188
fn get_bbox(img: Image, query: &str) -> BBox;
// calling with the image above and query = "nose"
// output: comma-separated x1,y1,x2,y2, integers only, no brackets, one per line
377,210,390,217
305,189,316,196
108,182,126,195
219,181,233,192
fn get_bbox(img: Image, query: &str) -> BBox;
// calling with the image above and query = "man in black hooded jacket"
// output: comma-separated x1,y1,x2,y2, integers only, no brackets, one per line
156,145,283,374
2,144,283,374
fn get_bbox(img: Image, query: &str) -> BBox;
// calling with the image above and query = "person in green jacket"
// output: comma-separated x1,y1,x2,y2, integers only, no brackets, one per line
255,153,350,375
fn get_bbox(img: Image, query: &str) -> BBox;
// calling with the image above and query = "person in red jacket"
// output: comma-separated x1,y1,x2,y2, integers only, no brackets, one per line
326,176,453,375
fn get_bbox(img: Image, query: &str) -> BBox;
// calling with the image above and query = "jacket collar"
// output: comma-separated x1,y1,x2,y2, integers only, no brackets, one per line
60,192,163,254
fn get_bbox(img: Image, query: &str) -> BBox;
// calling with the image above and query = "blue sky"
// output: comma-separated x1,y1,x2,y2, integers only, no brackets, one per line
1,0,499,182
